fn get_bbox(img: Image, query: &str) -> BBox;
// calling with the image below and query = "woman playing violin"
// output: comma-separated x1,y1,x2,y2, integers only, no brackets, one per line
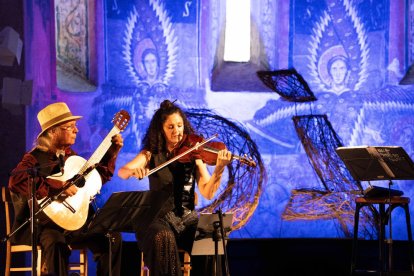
118,99,232,276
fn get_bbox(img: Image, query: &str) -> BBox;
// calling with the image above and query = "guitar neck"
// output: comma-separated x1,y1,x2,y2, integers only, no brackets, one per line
78,126,120,175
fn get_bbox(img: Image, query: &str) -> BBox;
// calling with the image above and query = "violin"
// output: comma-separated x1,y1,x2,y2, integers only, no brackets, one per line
172,134,256,167
145,134,256,178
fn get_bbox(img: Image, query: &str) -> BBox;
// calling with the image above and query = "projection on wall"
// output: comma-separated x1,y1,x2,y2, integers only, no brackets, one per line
25,0,414,240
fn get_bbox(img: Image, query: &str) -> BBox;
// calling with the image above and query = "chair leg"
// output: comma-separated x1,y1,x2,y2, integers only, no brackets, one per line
351,203,361,275
403,204,414,272
37,247,42,276
5,242,11,276
141,252,149,276
183,252,191,276
378,203,387,272
79,249,88,276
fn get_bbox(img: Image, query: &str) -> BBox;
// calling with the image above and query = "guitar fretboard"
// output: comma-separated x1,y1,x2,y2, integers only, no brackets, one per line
78,126,120,176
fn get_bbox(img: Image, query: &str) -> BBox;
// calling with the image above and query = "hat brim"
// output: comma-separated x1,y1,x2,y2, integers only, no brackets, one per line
37,115,82,139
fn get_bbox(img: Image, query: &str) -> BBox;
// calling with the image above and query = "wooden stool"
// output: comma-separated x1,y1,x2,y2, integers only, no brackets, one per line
351,196,414,274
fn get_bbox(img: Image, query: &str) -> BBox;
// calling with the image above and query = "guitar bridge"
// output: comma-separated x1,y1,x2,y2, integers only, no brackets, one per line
62,200,76,213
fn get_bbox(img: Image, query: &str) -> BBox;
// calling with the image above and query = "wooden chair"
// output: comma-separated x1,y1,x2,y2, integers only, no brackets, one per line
141,249,192,276
2,186,88,276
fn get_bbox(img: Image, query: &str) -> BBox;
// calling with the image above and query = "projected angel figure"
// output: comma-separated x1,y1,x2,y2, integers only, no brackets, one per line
123,2,177,89
90,0,178,156
249,1,372,154
318,47,352,95
113,0,178,151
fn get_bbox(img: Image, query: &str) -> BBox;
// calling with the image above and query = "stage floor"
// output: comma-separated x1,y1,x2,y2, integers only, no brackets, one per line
120,238,414,276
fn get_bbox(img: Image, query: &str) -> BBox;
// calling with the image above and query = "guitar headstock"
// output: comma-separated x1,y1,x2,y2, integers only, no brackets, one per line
112,110,130,132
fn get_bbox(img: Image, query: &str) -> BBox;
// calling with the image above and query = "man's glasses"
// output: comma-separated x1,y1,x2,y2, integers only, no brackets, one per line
59,124,78,131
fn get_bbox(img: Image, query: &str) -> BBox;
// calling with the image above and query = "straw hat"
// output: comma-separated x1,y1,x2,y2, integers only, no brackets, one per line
37,102,82,138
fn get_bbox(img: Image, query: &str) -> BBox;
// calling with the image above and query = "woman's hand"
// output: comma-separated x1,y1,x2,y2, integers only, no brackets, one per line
131,167,149,180
215,149,232,168
118,150,151,180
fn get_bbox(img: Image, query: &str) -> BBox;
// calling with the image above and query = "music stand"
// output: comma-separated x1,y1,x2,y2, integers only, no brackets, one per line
335,146,414,181
87,190,169,274
336,146,414,272
191,212,233,276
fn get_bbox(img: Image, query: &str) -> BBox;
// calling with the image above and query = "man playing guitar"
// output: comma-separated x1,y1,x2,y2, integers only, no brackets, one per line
8,102,125,276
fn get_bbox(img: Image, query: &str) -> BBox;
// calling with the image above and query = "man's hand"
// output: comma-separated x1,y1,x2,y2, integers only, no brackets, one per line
64,185,78,196
108,134,124,156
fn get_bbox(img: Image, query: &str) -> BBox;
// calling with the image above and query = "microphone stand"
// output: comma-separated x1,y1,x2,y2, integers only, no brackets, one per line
211,209,230,276
217,209,230,276
387,179,394,272
29,166,38,275
4,159,62,276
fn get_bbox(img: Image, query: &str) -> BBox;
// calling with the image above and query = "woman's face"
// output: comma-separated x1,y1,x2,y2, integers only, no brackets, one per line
143,53,158,78
162,112,184,150
329,59,347,84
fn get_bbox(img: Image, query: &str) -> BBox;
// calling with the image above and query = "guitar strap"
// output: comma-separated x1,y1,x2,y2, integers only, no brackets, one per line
30,148,62,179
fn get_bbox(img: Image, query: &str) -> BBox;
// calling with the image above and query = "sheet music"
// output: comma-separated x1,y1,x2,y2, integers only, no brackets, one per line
335,146,414,181
366,146,395,179
191,213,233,256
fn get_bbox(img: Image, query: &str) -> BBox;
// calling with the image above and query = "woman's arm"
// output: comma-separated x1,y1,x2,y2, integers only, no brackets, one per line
196,149,232,200
117,150,151,179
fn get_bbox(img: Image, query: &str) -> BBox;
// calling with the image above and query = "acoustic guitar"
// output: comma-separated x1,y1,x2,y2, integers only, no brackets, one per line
37,110,130,231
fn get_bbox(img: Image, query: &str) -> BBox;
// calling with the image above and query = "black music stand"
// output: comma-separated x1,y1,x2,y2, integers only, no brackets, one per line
191,212,233,276
336,146,414,272
335,146,414,182
87,190,169,275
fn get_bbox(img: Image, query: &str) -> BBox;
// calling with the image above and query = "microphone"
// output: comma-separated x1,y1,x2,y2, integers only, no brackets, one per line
58,154,65,174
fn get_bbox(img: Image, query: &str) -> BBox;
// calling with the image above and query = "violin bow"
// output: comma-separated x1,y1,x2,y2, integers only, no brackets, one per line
145,133,219,178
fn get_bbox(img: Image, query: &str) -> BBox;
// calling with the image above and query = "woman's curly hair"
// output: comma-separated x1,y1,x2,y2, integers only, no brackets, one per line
141,100,195,153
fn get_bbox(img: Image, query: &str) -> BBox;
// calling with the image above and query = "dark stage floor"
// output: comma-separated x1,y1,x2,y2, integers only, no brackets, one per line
120,238,414,276
3,238,413,275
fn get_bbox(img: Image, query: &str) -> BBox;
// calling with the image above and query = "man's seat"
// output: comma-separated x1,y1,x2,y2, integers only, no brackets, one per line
2,186,89,276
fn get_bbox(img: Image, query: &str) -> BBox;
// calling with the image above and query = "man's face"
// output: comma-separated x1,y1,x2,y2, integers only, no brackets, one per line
53,120,79,148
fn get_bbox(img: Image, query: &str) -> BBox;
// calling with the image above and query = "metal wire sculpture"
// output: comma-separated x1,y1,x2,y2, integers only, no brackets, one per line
185,108,266,230
293,115,360,193
257,68,317,102
282,114,375,238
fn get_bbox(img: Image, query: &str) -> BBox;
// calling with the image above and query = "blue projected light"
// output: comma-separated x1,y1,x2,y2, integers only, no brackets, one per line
25,0,414,240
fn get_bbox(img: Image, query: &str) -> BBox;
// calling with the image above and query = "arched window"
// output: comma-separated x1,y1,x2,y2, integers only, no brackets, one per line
210,0,280,92
223,0,250,62
54,0,97,92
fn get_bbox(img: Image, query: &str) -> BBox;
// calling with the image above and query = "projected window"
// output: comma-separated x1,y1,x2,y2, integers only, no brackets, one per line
54,0,96,92
211,0,270,92
223,0,250,62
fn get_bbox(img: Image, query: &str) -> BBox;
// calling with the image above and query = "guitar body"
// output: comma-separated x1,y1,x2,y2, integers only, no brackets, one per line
36,110,130,231
39,155,102,231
